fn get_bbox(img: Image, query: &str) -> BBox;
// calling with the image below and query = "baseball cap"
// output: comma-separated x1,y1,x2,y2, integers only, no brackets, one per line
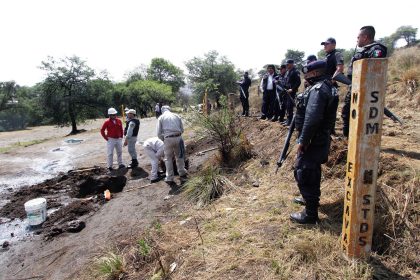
321,37,336,45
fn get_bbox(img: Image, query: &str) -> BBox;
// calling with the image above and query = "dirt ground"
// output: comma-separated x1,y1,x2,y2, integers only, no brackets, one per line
0,117,203,280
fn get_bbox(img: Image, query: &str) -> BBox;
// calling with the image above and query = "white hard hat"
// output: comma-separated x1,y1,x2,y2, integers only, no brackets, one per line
125,107,129,112
108,108,118,115
127,109,136,115
161,105,171,113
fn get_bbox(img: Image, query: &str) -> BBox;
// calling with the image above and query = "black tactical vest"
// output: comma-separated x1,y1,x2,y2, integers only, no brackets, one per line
347,42,387,78
124,118,140,137
294,80,337,133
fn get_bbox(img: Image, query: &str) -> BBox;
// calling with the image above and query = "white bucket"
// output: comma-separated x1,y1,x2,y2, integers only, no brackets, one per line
24,198,47,226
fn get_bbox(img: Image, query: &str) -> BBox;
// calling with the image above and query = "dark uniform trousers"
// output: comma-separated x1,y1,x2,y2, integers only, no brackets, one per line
273,94,286,121
240,93,249,115
342,90,352,136
261,89,276,119
285,92,296,121
293,142,329,215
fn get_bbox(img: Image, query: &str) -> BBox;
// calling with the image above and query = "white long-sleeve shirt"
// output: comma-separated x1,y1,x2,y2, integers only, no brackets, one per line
156,111,184,140
259,73,274,92
143,137,164,152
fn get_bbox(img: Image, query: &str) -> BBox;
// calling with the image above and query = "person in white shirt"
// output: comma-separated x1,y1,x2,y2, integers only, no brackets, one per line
155,103,161,119
143,137,165,183
156,105,187,183
259,65,278,120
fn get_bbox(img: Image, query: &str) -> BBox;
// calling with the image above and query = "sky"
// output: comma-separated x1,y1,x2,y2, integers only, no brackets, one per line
1,0,419,86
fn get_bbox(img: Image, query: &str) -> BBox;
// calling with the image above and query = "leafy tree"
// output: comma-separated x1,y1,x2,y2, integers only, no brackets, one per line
185,50,237,103
124,80,174,117
394,25,417,46
0,81,19,111
379,35,399,55
39,56,103,134
147,58,185,93
284,49,305,68
0,82,46,131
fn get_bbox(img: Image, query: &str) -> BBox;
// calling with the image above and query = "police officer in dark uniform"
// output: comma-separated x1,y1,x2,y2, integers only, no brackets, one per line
236,72,252,116
273,64,288,122
321,38,344,135
259,65,278,120
321,37,344,78
283,59,301,126
303,55,317,89
342,26,387,137
290,60,338,224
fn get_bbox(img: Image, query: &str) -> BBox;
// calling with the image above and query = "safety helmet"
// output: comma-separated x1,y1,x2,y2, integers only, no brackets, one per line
108,108,118,115
161,105,171,113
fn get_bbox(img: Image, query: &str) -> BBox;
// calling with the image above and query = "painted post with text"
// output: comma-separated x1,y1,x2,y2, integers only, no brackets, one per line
341,58,388,259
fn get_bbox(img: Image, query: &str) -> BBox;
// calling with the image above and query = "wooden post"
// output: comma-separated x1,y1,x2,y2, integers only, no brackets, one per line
121,105,126,124
203,90,208,116
341,58,388,259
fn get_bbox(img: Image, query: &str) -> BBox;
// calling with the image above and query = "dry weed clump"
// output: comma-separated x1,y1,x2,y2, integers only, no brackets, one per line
373,154,419,274
324,138,348,179
187,96,253,166
387,46,420,108
182,166,237,207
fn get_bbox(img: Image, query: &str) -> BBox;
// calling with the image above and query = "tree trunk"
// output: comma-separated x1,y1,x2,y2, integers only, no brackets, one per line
68,103,78,134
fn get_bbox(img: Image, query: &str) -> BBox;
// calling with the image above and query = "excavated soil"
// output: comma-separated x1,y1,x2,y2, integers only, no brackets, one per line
0,166,128,239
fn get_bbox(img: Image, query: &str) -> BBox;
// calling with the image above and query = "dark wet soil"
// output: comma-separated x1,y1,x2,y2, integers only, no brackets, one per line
0,166,128,239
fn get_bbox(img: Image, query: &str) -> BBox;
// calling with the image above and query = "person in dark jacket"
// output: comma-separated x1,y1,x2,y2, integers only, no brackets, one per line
283,59,301,126
342,26,387,137
273,64,288,122
290,60,338,224
124,109,140,168
321,38,344,135
259,65,278,120
237,72,252,116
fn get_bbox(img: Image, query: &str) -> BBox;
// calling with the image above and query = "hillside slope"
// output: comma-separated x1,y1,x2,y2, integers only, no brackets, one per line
79,47,419,280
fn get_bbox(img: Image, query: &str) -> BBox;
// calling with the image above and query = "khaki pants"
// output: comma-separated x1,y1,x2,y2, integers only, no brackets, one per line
127,137,137,160
144,146,164,180
163,136,186,181
107,137,123,168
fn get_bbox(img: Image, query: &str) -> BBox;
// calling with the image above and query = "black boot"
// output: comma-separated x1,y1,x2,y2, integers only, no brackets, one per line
129,159,138,168
290,200,318,224
293,196,306,205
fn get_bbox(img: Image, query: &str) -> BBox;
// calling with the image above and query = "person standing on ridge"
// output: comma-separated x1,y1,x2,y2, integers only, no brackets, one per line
259,64,278,120
342,26,387,137
236,71,252,117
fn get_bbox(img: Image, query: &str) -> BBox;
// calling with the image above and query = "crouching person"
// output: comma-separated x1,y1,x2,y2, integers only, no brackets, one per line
143,137,165,183
156,105,187,184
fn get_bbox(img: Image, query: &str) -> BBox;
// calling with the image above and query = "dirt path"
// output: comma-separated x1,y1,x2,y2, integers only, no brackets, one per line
0,117,187,280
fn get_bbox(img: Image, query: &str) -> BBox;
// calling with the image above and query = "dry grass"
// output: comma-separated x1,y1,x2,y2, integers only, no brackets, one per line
79,47,419,280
